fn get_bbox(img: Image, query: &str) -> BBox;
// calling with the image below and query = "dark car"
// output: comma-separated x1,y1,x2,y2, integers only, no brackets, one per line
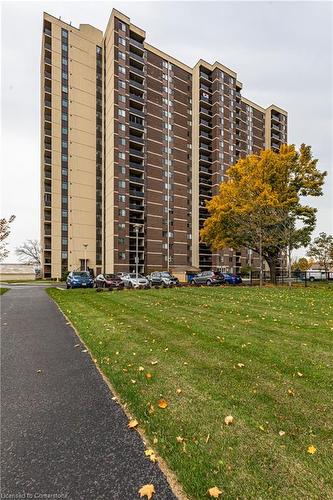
190,271,225,286
67,271,94,289
147,271,180,288
221,272,242,285
95,273,124,290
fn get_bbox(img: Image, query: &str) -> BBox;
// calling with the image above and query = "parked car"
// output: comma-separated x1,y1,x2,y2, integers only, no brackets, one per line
121,273,150,289
66,271,94,289
95,273,124,290
220,272,242,285
147,271,180,288
190,270,225,286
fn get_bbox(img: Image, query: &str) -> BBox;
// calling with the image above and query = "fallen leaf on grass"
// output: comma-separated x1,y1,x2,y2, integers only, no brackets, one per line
208,486,223,498
307,445,316,454
36,369,42,374
176,436,184,443
81,349,88,353
224,415,234,426
279,430,286,436
139,484,155,499
144,449,154,457
146,373,152,379
158,399,168,409
176,388,182,394
74,344,80,347
139,366,145,372
151,361,158,365
128,419,138,429
297,372,304,377
288,389,295,397
237,363,245,368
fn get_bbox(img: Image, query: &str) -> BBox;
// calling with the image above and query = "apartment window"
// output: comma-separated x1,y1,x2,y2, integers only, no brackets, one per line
119,152,125,160
164,123,172,130
118,223,125,230
118,109,126,117
118,94,126,103
119,194,125,203
118,80,126,90
119,123,126,132
164,159,171,166
119,165,126,174
163,110,172,118
162,61,172,70
119,252,126,260
119,21,126,32
119,137,126,146
118,51,126,61
62,44,68,52
119,209,126,216
118,36,126,46
119,180,126,188
119,65,126,75
118,237,125,245
163,147,172,154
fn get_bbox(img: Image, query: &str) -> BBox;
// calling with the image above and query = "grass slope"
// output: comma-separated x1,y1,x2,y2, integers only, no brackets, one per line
48,287,333,499
0,288,9,295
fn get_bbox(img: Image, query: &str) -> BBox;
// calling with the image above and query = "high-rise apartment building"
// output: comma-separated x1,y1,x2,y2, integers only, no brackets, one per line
41,9,287,279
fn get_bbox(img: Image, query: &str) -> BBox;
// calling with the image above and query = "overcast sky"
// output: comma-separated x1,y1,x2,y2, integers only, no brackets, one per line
1,1,332,261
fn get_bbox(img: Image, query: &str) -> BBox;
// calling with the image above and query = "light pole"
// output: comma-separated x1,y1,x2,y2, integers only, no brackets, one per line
133,223,143,281
83,244,88,272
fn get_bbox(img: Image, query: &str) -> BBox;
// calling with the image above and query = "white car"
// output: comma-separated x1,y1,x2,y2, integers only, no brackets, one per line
121,273,150,289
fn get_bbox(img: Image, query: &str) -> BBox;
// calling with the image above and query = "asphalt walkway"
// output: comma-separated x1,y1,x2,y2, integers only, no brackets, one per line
1,286,176,499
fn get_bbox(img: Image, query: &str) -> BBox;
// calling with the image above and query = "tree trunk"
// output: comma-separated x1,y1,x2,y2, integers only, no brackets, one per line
266,256,279,284
287,245,292,288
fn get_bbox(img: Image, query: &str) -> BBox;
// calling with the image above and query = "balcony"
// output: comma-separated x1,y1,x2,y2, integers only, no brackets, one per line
200,131,212,140
199,165,211,175
129,203,144,211
129,51,144,64
200,119,212,130
271,133,281,141
129,118,144,130
200,84,211,93
130,189,144,198
200,71,212,83
129,79,145,91
129,66,145,77
129,93,144,104
271,113,281,124
129,38,144,50
129,106,144,118
129,161,144,171
129,148,144,158
200,143,212,152
129,134,144,145
200,107,212,117
130,175,144,185
200,155,212,164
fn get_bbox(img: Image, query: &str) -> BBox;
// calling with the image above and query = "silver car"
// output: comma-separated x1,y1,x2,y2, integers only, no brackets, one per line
121,273,150,289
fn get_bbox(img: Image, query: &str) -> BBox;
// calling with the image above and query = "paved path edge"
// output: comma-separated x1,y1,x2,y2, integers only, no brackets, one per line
49,290,187,500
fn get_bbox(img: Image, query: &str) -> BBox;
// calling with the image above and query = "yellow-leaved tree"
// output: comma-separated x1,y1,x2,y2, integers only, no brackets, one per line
200,144,326,284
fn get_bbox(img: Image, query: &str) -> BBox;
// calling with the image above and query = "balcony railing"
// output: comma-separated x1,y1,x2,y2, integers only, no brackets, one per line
130,190,144,198
129,148,144,158
129,119,144,130
130,175,144,184
129,161,144,171
129,38,144,50
129,107,144,118
129,93,144,103
129,51,144,63
129,80,145,90
129,134,144,144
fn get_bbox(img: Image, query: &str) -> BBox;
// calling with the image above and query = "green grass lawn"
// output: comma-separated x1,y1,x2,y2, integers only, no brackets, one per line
0,287,8,295
48,286,333,499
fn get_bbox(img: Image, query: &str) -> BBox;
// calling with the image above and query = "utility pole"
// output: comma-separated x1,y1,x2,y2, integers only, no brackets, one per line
133,223,143,282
